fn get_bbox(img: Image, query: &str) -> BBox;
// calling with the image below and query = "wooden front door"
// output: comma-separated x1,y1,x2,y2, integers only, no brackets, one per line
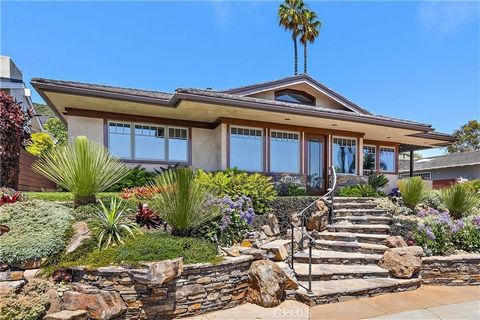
305,134,327,195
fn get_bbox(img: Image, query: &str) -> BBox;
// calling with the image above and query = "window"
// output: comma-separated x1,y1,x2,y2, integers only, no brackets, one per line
399,172,431,180
230,126,263,171
108,121,188,162
333,137,357,174
109,122,131,159
275,89,315,105
270,130,300,173
380,147,396,172
363,145,376,174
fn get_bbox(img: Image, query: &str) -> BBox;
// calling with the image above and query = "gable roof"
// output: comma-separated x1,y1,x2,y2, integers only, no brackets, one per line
222,74,372,115
399,151,480,172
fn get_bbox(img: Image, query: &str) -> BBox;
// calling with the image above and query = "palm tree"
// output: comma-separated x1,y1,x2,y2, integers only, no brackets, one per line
278,0,305,75
300,9,321,74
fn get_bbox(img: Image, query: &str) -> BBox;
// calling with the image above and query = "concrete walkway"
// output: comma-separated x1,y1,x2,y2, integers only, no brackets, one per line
186,286,479,320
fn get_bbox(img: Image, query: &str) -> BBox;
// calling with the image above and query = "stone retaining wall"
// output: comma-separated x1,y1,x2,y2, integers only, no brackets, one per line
420,254,480,286
70,255,254,319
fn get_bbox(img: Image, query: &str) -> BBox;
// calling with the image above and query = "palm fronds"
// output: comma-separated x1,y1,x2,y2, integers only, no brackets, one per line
398,177,431,209
440,184,480,219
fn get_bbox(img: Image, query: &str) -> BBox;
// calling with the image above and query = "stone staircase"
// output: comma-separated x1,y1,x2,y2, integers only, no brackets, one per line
292,197,421,306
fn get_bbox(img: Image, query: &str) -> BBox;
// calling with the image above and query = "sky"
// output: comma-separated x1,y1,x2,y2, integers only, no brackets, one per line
1,1,479,157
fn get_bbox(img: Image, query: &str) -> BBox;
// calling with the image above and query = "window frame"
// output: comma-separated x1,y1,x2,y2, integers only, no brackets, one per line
379,145,396,173
269,129,301,174
332,136,358,175
274,89,316,106
229,125,264,172
363,144,377,174
108,121,133,160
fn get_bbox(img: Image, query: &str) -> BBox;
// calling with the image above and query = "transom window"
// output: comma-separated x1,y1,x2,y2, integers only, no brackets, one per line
230,126,263,171
275,89,315,106
333,137,357,174
380,146,396,172
363,145,376,173
108,121,188,162
270,130,300,173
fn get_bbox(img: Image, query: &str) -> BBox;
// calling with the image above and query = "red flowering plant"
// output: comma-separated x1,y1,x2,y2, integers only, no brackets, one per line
135,202,165,230
0,192,21,206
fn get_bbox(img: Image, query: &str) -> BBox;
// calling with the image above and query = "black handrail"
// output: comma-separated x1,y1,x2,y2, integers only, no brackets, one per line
290,166,337,294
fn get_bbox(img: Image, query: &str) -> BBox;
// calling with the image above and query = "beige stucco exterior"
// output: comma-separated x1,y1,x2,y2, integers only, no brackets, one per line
215,124,228,170
67,115,104,145
191,127,216,171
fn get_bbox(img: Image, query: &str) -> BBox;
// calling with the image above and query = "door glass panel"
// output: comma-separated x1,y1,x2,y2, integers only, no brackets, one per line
307,139,324,191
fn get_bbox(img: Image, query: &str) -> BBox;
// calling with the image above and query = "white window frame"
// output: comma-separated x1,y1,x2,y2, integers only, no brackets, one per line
379,146,396,173
167,126,189,162
229,125,264,172
332,136,358,175
269,129,301,174
108,121,133,159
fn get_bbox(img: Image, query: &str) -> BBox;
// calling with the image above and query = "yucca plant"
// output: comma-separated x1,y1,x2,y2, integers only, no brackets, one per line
149,167,221,236
440,184,480,219
367,171,388,191
91,198,142,249
32,136,129,206
397,176,431,209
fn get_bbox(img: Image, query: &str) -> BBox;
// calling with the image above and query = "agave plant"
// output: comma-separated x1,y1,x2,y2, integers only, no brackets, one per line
367,171,388,191
32,136,129,206
91,198,142,249
149,167,221,236
397,176,431,209
440,184,480,219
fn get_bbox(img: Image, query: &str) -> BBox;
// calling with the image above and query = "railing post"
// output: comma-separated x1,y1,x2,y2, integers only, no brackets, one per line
290,223,294,269
308,239,313,294
300,213,305,251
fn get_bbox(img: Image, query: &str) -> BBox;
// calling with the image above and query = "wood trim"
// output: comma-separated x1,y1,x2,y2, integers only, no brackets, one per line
65,108,215,129
363,139,400,147
303,133,328,195
226,124,230,170
103,119,108,147
122,159,190,165
217,117,365,138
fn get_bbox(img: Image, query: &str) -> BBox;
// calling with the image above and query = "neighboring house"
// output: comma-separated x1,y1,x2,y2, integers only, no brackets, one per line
31,74,456,194
399,151,480,189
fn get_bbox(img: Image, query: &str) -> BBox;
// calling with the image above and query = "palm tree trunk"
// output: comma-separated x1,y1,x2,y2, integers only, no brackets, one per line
304,43,308,74
293,37,298,75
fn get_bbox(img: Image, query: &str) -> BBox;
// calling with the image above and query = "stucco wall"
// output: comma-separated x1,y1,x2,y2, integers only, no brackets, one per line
67,115,104,145
215,124,227,170
382,173,399,194
192,128,216,171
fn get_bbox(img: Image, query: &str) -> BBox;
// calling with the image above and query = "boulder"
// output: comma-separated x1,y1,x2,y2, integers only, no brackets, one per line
62,284,127,319
261,240,289,261
65,222,92,254
306,211,327,231
378,246,424,279
0,279,25,292
384,236,408,248
239,248,268,260
247,259,285,307
44,310,88,320
131,257,183,284
275,262,299,290
46,288,63,314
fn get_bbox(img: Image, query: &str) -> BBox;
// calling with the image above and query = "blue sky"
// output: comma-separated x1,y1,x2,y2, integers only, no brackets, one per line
2,1,479,156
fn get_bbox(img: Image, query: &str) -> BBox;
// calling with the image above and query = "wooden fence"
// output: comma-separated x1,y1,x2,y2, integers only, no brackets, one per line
18,149,56,191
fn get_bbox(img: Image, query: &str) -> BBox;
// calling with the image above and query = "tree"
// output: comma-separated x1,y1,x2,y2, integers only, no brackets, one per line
0,92,32,188
300,9,321,74
44,118,68,145
446,120,480,154
26,132,54,156
278,0,305,75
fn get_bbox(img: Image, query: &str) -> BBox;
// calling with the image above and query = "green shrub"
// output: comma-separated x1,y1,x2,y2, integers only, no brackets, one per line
32,136,129,206
105,166,157,192
367,171,388,191
25,132,54,156
43,117,68,145
463,180,480,193
275,182,306,197
414,214,454,256
390,215,419,240
196,168,276,214
0,279,51,320
398,177,431,209
374,197,413,215
150,168,222,236
338,184,384,197
453,220,480,252
91,198,142,249
440,184,480,219
0,200,73,265
423,190,448,212
23,192,121,202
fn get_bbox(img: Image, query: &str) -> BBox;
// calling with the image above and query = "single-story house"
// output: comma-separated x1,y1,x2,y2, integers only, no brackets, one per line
399,151,480,189
31,74,456,194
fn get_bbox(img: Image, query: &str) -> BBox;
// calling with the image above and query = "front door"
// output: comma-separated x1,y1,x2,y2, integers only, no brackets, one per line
305,134,327,195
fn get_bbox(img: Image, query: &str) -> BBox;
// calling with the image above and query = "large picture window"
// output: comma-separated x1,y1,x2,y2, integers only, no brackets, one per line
380,147,396,172
270,130,300,173
333,137,357,174
230,126,263,171
108,121,188,162
363,145,376,173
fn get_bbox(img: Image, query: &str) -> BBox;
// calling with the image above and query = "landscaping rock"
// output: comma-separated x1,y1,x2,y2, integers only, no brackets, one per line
131,258,183,284
0,270,23,281
65,221,92,254
11,258,44,270
384,236,407,248
23,268,41,280
306,200,329,231
378,246,424,279
239,248,268,260
44,310,88,320
275,262,299,290
46,288,63,314
220,247,241,257
261,240,289,261
0,279,25,292
247,259,285,307
62,284,127,319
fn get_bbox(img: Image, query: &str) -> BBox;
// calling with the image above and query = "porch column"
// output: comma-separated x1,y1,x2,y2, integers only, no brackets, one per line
358,137,364,176
409,149,414,177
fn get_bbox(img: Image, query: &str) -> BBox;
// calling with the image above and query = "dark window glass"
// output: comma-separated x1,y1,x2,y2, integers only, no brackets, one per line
333,137,356,174
275,90,315,105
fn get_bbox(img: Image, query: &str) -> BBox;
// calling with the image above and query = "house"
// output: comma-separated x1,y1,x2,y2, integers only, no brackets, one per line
31,74,456,194
399,151,480,189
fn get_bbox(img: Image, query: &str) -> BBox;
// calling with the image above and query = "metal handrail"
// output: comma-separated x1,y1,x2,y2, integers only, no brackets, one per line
290,166,337,294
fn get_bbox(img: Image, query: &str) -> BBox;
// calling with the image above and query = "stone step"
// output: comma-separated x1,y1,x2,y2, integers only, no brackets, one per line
334,197,378,204
294,249,382,265
315,231,388,245
327,224,390,235
314,240,389,255
333,215,392,225
333,209,390,217
333,202,378,210
295,278,422,306
294,263,388,281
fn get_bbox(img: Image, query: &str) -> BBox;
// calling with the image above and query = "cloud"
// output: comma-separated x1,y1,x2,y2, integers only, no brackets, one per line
417,1,479,37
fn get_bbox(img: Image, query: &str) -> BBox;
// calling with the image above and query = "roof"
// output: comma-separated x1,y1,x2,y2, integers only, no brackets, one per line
222,74,372,114
399,151,480,172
